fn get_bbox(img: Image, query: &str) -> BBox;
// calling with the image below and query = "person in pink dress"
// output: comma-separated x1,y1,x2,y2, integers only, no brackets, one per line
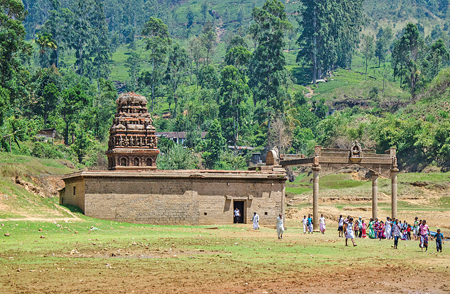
361,220,367,238
419,220,430,252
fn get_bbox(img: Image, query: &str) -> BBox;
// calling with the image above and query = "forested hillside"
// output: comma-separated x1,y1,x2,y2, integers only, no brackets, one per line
1,0,450,172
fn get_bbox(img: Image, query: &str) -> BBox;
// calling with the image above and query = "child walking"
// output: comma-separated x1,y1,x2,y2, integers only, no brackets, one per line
435,229,444,253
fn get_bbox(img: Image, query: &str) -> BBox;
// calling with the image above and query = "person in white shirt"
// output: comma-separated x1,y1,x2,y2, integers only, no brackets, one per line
251,212,259,230
344,217,357,247
234,208,240,223
302,215,307,234
338,215,344,237
276,214,284,239
319,214,326,234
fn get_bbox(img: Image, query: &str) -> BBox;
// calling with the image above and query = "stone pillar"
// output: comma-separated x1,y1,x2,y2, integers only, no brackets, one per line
391,168,399,220
371,172,379,220
312,165,321,231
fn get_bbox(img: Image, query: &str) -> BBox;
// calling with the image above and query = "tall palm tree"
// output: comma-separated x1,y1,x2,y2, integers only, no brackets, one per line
35,32,57,67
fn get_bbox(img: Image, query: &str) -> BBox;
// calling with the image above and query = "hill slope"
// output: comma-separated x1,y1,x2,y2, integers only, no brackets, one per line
0,153,78,220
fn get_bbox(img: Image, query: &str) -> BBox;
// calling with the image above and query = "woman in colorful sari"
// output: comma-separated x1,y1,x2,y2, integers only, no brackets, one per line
368,218,376,239
361,220,367,238
378,221,385,241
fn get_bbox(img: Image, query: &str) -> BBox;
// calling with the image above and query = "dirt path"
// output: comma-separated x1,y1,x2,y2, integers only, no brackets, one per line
0,217,81,222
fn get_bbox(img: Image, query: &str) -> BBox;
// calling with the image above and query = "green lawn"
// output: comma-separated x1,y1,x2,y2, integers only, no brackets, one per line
0,212,448,293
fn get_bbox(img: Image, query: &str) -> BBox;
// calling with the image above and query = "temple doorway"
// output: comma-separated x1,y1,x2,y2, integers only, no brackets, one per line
233,201,245,224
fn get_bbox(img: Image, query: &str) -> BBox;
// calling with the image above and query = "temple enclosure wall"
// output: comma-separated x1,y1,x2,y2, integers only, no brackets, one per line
59,171,286,225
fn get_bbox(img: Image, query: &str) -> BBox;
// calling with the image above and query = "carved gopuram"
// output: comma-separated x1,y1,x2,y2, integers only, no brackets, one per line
106,92,159,170
274,141,398,231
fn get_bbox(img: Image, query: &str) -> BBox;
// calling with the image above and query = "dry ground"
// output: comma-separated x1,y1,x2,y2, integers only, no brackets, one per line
1,219,449,294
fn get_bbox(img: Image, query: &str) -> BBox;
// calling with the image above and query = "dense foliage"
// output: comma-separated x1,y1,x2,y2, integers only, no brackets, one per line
2,0,450,171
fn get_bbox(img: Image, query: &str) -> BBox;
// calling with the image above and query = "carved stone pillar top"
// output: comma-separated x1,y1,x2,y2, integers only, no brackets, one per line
106,92,160,170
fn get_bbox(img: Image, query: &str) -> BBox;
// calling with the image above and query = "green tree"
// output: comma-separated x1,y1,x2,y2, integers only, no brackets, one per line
219,65,251,146
292,126,315,155
203,119,226,169
91,79,116,141
69,0,95,77
199,65,220,90
375,26,393,66
0,0,31,108
426,38,450,79
142,17,171,112
164,43,188,117
157,144,199,170
392,23,424,95
186,9,194,28
297,0,364,83
59,84,91,145
249,0,292,117
226,35,248,52
124,52,141,90
201,21,217,65
90,0,111,88
362,35,375,80
188,36,205,89
201,0,208,22
224,46,251,75
35,32,57,67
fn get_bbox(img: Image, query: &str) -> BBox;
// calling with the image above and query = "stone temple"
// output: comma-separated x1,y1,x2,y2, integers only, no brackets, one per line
59,92,286,226
106,92,159,170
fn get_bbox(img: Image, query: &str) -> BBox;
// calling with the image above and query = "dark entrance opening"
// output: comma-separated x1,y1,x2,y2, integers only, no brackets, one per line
233,201,245,224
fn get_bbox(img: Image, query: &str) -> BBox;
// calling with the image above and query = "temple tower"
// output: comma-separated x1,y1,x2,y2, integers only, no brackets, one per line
106,92,159,170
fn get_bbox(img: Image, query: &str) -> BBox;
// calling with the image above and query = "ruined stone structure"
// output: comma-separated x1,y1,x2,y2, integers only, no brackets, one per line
276,141,398,230
106,92,159,170
59,170,286,225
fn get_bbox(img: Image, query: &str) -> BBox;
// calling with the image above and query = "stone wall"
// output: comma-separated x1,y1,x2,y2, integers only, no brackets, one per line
60,171,286,226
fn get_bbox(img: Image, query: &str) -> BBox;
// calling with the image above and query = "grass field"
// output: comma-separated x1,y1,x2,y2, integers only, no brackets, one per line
0,210,449,293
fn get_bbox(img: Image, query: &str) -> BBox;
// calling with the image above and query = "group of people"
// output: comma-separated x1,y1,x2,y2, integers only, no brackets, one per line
243,210,444,253
337,215,444,252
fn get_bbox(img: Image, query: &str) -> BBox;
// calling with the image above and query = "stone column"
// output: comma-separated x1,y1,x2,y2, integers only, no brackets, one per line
371,172,379,220
391,168,399,220
312,165,321,231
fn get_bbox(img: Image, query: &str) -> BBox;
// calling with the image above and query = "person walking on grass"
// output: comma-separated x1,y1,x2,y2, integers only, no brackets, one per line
354,217,360,238
385,217,392,240
435,229,444,253
392,219,401,249
418,220,423,247
234,208,240,224
302,215,308,234
344,217,357,247
307,214,313,234
319,214,326,234
356,216,363,238
277,214,284,239
413,217,419,240
251,212,259,230
361,219,367,238
338,215,344,238
419,220,430,252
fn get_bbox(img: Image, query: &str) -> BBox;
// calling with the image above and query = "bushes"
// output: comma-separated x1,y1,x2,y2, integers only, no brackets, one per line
31,142,77,161
157,144,201,170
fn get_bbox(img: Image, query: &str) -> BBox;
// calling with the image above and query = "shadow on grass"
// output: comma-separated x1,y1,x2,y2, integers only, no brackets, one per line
61,204,84,214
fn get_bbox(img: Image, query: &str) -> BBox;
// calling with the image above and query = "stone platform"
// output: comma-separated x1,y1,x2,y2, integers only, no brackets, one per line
59,170,286,226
